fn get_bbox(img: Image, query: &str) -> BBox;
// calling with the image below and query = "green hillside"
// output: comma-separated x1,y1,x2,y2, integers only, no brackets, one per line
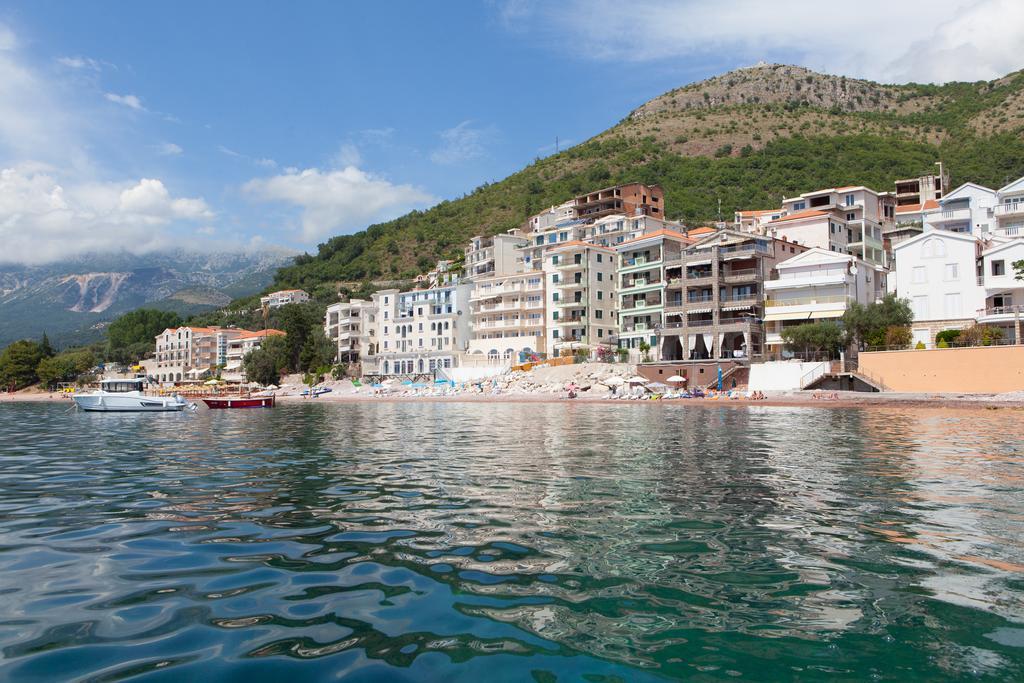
269,64,1024,294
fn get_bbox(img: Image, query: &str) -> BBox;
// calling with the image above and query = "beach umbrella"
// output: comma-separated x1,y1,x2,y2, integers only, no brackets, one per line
264,384,279,390
409,382,428,389
203,379,221,385
603,376,625,386
401,380,413,386
434,378,449,384
666,375,687,383
627,376,649,384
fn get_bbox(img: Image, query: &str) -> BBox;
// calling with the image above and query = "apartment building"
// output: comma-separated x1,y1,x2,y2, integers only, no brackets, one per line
223,329,286,381
584,213,681,248
543,241,617,357
366,282,473,376
994,175,1024,238
464,231,529,279
894,169,948,207
734,209,783,235
260,289,309,309
324,299,376,363
976,238,1024,341
925,182,996,238
889,200,939,247
615,229,693,359
892,230,985,347
763,186,893,266
154,326,245,383
660,230,807,362
467,271,546,361
572,183,664,222
762,249,884,358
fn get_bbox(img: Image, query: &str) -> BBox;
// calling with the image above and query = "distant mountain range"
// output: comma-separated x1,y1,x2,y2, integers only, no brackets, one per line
0,248,294,348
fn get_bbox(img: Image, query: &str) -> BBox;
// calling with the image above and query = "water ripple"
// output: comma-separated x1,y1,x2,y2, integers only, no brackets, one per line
0,402,1022,681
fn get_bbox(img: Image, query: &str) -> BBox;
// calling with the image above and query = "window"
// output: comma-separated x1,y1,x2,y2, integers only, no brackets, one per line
993,259,1006,276
552,330,560,339
597,272,603,281
913,295,930,319
912,266,926,284
551,255,559,265
845,193,855,206
553,311,559,320
944,293,962,317
944,263,959,281
792,201,806,211
597,291,603,300
597,329,603,338
595,310,603,319
552,274,559,284
846,212,855,221
597,254,603,263
559,231,568,241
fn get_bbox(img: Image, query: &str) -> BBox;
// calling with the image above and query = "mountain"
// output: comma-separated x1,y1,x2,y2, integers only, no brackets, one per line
0,248,294,348
269,63,1024,293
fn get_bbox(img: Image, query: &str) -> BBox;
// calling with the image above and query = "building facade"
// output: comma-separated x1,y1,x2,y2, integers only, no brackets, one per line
661,230,807,362
543,241,617,357
260,289,309,309
762,248,884,358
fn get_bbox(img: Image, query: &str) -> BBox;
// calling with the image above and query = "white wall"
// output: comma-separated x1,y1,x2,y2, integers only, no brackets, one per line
749,361,829,391
893,232,983,326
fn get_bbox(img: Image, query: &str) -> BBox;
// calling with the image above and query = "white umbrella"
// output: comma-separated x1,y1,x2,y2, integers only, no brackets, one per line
264,384,279,390
627,376,649,384
666,375,687,383
603,376,625,386
203,378,221,386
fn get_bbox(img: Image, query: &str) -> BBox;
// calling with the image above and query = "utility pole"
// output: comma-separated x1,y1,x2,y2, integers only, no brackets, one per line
555,136,559,154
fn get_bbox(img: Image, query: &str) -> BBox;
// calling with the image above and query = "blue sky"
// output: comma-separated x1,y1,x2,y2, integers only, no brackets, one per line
1,0,1021,264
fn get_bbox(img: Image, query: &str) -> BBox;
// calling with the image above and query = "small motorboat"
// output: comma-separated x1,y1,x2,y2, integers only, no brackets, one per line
202,395,275,409
73,378,191,412
300,387,332,397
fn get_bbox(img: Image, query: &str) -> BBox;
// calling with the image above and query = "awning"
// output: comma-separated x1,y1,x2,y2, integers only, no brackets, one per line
722,304,754,311
688,307,713,314
762,309,844,322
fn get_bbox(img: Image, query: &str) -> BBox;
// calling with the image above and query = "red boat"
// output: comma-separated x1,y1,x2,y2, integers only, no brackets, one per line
202,395,275,409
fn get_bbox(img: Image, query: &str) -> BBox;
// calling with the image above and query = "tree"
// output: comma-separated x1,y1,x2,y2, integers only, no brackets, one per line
1013,259,1024,281
638,340,652,363
40,332,54,359
0,340,45,389
299,328,336,372
843,294,913,348
36,349,96,388
275,303,325,371
780,321,845,358
107,309,183,363
958,324,1004,347
243,335,290,386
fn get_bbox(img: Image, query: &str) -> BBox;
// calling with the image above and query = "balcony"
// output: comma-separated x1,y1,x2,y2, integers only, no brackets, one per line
995,203,1024,218
930,207,972,224
620,300,663,314
766,294,852,307
977,304,1024,322
555,299,586,308
684,271,717,286
620,255,662,273
620,278,663,293
722,267,758,283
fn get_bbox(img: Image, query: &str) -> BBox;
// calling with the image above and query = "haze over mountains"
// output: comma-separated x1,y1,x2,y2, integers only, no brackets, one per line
0,248,293,347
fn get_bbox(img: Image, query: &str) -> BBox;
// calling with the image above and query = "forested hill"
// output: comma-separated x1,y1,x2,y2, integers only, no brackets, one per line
270,63,1024,297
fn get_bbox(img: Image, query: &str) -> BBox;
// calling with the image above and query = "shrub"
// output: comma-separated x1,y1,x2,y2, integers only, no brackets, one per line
915,341,926,349
884,326,913,349
935,329,962,345
937,338,950,348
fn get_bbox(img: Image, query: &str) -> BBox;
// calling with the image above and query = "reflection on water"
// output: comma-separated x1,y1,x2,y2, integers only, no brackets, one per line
0,402,1022,681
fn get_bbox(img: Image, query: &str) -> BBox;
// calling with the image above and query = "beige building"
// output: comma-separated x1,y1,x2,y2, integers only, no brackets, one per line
154,326,244,383
543,241,617,357
465,231,529,279
223,329,286,381
467,271,547,362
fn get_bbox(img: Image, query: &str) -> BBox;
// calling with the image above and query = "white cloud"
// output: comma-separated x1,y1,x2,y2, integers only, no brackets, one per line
334,143,362,168
501,0,1024,83
0,167,214,264
255,157,277,169
57,56,101,71
243,166,435,242
0,23,16,51
156,142,182,156
430,120,492,165
105,92,145,111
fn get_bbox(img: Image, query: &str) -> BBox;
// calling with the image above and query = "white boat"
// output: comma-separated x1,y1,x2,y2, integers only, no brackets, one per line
72,378,191,412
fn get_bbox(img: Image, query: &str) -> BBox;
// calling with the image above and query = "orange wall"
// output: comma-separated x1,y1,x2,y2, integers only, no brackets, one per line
859,346,1024,393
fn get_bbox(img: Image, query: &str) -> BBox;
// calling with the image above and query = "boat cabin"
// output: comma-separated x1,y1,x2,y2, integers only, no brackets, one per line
100,378,145,393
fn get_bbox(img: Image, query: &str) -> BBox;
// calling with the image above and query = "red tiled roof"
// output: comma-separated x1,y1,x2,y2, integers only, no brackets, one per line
616,228,694,248
687,226,717,236
736,209,777,217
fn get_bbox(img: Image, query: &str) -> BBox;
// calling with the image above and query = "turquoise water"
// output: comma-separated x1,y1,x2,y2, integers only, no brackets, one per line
1,402,1023,681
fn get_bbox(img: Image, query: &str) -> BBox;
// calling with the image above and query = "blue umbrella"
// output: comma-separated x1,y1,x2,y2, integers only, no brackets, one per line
434,378,448,384
401,380,413,386
409,382,428,389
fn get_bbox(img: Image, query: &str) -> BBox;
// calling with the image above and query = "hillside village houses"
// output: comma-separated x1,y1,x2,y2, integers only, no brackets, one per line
261,289,309,309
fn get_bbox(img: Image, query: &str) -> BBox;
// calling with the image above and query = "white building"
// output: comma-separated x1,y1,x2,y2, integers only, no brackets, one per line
763,248,885,358
223,329,286,381
543,241,617,357
367,283,473,376
764,186,892,267
467,271,546,362
994,175,1024,238
925,182,996,238
892,230,985,348
976,238,1024,341
260,289,309,309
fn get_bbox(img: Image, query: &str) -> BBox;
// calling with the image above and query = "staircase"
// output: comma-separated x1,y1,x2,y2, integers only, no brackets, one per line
801,360,889,392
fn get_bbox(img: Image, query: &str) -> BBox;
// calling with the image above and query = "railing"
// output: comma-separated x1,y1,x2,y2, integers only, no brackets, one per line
977,304,1024,317
721,294,759,305
622,278,662,289
765,295,852,307
799,361,833,389
621,301,662,311
995,203,1024,216
722,268,758,280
